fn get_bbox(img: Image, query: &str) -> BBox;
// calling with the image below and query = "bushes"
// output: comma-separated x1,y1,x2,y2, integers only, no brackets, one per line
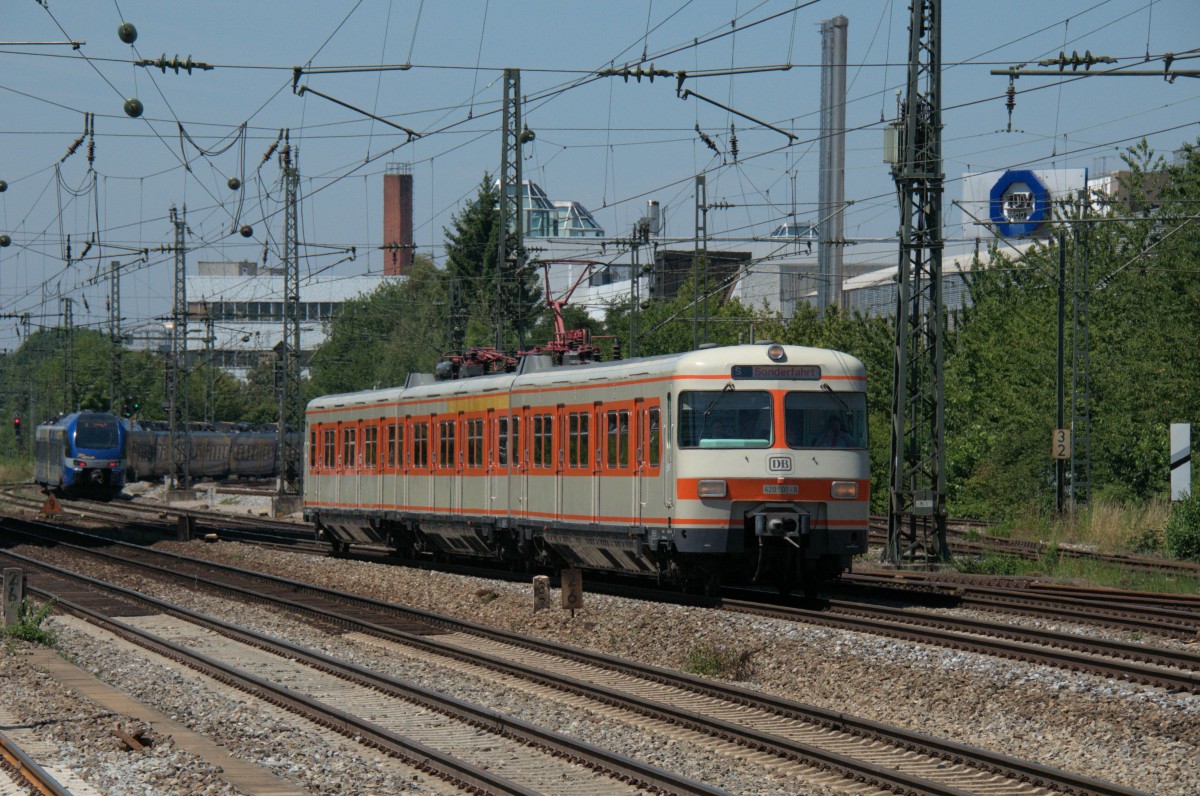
1165,493,1200,562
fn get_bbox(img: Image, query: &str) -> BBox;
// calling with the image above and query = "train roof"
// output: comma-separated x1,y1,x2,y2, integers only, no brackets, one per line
306,343,866,415
36,410,122,430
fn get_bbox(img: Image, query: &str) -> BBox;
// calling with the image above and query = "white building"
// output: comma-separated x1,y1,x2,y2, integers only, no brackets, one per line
186,261,393,380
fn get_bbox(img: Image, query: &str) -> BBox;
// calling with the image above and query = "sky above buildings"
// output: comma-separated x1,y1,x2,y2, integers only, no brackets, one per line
0,0,1196,350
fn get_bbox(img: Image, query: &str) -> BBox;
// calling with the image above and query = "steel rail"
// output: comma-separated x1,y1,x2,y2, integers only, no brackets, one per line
9,556,722,796
1,526,1152,796
0,729,72,796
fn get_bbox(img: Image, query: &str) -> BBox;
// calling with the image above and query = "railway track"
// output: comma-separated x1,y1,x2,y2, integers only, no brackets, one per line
840,571,1200,640
869,517,1200,576
1,517,1155,796
0,729,72,796
3,548,722,796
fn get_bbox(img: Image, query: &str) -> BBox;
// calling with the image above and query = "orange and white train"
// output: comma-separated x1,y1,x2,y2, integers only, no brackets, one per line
303,343,870,594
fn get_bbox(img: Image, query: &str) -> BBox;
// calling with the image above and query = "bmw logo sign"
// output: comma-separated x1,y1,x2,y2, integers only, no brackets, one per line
989,170,1050,237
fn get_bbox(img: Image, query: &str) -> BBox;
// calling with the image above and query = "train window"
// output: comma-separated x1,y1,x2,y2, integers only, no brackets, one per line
467,418,483,467
413,422,428,468
605,411,630,468
784,391,867,449
618,411,629,467
343,427,357,470
532,415,545,467
678,390,772,449
363,425,378,469
323,429,336,468
309,430,317,470
648,408,660,468
439,420,456,469
387,423,397,468
564,413,578,470
75,415,119,449
511,416,522,468
496,417,509,466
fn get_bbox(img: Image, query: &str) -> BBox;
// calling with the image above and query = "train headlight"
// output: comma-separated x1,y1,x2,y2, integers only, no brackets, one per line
831,481,858,499
766,344,786,362
697,479,727,498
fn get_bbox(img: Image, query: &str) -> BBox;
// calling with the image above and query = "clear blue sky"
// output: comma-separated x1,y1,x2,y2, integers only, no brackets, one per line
1,0,1196,351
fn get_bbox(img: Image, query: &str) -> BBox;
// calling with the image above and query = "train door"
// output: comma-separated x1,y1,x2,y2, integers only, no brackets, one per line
432,414,456,516
554,404,566,520
591,402,602,526
633,399,645,526
488,409,509,523
516,408,529,524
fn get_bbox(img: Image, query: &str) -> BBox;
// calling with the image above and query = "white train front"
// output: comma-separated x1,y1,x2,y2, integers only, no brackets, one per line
303,343,870,594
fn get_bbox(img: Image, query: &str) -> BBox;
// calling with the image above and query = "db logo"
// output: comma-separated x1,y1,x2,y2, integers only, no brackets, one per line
768,456,792,472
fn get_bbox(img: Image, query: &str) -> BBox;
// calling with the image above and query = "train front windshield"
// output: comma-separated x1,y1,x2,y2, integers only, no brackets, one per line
75,416,120,450
784,391,867,449
679,390,773,448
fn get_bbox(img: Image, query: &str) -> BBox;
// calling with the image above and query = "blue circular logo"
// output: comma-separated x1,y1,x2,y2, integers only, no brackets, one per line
989,170,1049,237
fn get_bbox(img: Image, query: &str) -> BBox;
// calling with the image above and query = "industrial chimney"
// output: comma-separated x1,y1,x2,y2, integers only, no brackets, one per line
383,163,414,276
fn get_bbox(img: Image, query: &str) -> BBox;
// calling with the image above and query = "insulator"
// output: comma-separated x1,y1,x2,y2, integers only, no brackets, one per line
123,98,144,118
1005,81,1016,114
117,22,137,44
87,138,95,165
239,224,253,238
64,136,84,158
228,176,241,191
729,125,738,163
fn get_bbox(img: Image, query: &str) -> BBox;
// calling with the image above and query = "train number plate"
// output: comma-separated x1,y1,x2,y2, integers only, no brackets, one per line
767,456,792,472
763,484,798,494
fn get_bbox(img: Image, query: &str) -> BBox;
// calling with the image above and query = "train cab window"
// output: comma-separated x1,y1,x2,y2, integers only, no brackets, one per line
75,415,120,450
678,390,772,449
413,422,428,468
647,408,661,468
323,428,336,468
309,430,318,470
496,417,509,466
343,427,357,470
784,391,867,449
363,425,379,469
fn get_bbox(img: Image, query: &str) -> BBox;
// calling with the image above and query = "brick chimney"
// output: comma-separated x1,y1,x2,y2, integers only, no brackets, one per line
383,163,414,276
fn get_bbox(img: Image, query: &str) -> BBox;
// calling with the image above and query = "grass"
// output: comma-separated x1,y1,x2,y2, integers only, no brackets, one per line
0,457,32,482
682,644,756,680
952,497,1199,595
2,599,57,647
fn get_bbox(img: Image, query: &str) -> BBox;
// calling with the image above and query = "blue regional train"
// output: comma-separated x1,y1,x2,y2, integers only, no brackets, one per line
34,412,284,499
34,411,127,498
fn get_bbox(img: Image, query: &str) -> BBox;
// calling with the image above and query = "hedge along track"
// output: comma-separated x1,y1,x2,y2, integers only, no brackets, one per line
2,523,1152,796
3,551,723,796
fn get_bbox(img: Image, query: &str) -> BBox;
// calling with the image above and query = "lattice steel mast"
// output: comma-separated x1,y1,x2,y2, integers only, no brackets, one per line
167,205,190,490
496,68,525,351
278,136,303,495
886,0,948,563
108,260,122,413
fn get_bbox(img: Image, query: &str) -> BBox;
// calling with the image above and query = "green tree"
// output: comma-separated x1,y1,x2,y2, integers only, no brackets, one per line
442,175,543,350
307,255,449,395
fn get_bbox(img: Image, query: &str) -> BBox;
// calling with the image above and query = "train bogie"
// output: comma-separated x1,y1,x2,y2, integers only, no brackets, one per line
304,344,871,595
